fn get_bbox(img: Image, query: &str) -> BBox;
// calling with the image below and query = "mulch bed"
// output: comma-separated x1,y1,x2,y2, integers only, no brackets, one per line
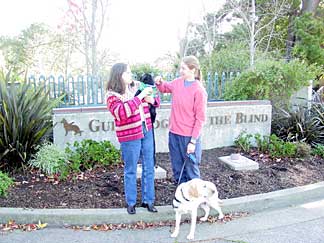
1,146,324,209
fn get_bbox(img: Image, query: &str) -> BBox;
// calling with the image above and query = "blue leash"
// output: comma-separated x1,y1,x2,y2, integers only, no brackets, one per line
177,153,197,185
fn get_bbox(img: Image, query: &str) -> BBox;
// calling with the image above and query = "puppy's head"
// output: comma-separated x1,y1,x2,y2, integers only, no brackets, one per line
140,73,154,85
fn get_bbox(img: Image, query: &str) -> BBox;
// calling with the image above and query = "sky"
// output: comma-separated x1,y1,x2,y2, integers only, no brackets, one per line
0,0,226,63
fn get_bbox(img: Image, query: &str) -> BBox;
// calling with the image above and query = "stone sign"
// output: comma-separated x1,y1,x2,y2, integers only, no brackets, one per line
53,100,272,152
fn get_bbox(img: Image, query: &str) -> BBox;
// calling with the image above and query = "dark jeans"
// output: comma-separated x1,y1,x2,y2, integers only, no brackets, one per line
168,132,201,184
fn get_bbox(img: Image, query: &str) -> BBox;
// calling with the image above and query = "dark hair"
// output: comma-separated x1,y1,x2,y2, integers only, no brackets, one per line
182,55,202,81
106,63,127,94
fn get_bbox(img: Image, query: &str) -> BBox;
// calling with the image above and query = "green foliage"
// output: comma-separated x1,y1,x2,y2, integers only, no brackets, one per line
235,132,300,158
295,142,312,158
234,132,253,153
312,144,324,157
28,143,68,176
254,133,269,153
130,63,162,80
268,134,297,158
65,139,121,172
0,23,50,77
201,42,250,74
0,171,14,197
0,70,62,170
293,13,324,66
272,103,324,146
254,133,303,158
223,59,318,106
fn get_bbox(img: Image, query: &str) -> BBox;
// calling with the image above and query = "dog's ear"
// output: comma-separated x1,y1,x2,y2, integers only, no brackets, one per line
204,181,217,197
207,188,216,197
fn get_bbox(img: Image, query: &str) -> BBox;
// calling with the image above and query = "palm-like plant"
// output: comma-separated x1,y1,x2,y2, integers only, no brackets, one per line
272,103,324,146
0,69,62,170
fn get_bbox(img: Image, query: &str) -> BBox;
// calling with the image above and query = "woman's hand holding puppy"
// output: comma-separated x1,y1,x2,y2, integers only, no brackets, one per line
137,87,153,100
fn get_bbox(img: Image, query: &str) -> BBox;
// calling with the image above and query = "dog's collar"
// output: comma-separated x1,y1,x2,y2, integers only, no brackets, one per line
181,188,190,202
172,198,180,208
174,196,181,204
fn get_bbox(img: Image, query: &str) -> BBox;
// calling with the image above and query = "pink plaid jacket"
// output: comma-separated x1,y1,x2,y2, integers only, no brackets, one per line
106,91,159,142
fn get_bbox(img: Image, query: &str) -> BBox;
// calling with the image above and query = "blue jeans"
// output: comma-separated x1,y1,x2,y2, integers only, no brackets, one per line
120,124,155,206
168,132,201,184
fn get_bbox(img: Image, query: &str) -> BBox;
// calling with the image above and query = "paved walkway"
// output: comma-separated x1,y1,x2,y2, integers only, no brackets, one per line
1,182,324,242
2,198,324,243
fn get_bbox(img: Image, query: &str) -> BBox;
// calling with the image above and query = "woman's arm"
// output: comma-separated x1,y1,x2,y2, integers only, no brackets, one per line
155,76,173,93
191,89,208,138
107,95,141,121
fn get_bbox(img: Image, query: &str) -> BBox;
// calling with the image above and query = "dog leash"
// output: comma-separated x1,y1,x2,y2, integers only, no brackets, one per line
177,153,197,185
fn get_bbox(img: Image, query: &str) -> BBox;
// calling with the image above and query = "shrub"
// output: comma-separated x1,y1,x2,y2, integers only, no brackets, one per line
28,143,69,176
295,142,312,158
235,132,298,158
0,171,14,197
130,63,162,80
254,133,269,153
201,42,250,74
0,70,62,170
65,139,121,171
223,59,318,106
268,134,297,158
312,144,324,158
272,103,324,146
234,132,253,153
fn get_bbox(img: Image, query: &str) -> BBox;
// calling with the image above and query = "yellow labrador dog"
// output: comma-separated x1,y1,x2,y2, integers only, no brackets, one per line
171,178,224,240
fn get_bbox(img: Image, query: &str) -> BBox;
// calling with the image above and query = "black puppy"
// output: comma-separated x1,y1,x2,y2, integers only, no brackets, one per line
135,73,157,123
135,73,158,167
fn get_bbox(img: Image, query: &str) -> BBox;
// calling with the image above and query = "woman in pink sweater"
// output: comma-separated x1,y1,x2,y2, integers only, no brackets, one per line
155,56,207,184
106,63,159,214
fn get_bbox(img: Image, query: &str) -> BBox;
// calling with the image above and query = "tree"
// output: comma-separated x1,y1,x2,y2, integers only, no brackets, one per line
182,0,293,68
0,23,63,78
63,0,110,76
227,0,291,67
285,0,321,60
179,4,231,70
293,13,324,66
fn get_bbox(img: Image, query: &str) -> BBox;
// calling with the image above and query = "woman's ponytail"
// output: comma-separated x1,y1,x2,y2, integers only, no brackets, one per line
182,55,202,82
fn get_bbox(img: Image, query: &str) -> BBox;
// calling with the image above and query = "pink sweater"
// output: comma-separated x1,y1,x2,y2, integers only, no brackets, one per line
156,77,207,138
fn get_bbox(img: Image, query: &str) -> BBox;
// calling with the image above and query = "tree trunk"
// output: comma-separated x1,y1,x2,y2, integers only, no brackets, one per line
301,0,321,14
285,9,298,61
250,0,256,68
91,0,98,77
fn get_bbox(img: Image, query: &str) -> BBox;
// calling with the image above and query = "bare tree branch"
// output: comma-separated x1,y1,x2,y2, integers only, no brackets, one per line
96,0,109,46
254,0,287,37
227,0,252,32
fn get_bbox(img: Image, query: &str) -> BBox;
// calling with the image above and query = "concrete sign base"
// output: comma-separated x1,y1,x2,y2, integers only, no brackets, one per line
219,154,259,171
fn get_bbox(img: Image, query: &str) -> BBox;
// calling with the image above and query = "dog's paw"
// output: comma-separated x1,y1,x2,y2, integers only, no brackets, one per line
218,213,224,220
171,232,178,238
187,234,194,240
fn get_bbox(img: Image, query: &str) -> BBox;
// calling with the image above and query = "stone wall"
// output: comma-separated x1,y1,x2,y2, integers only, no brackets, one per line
53,100,272,152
